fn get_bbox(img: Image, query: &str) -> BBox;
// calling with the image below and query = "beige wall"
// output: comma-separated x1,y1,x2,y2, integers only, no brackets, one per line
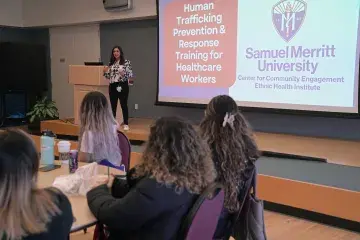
23,0,156,27
0,0,23,27
0,0,157,27
50,25,101,118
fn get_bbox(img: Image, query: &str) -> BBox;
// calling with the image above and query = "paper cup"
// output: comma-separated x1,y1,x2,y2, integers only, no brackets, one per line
57,141,71,164
57,141,71,153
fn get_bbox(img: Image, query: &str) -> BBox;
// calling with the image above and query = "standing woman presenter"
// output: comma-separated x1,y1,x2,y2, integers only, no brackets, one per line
103,46,134,131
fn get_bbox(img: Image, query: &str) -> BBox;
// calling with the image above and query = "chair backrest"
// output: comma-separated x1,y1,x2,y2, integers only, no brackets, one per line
178,183,225,240
117,131,131,171
97,131,131,172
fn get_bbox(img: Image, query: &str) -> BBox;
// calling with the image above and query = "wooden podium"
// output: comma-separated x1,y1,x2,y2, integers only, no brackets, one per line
69,65,123,125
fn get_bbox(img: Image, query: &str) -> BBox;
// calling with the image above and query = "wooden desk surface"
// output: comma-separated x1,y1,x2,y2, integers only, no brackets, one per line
37,163,122,232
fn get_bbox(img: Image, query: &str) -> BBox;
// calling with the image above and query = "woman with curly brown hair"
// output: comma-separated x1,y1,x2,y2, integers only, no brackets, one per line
199,95,260,237
87,116,216,240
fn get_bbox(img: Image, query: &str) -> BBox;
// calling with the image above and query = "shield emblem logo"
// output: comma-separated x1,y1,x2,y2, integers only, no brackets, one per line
272,0,307,42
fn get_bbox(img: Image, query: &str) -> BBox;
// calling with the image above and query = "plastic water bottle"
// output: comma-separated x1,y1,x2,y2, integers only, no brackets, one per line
40,130,56,165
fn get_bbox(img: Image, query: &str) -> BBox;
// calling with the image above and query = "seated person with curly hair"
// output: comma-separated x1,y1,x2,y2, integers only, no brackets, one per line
200,95,260,238
87,117,216,240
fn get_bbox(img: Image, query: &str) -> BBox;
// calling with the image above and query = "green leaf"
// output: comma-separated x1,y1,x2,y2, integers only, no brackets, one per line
28,97,58,120
47,109,54,115
46,109,54,118
30,115,36,123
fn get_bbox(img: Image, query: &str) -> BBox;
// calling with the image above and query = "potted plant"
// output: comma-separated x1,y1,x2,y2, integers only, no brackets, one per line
27,97,59,133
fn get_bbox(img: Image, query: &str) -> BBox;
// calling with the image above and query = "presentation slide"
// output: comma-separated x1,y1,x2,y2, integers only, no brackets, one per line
157,0,360,113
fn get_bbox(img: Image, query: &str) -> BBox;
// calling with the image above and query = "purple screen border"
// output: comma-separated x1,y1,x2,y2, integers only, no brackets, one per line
158,0,360,113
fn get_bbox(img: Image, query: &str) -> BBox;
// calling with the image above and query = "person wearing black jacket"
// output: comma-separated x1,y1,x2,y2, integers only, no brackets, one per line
87,117,217,240
199,95,260,238
24,189,73,240
0,129,73,240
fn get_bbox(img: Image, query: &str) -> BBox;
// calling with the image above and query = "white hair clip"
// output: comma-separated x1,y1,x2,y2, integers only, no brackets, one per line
222,113,235,129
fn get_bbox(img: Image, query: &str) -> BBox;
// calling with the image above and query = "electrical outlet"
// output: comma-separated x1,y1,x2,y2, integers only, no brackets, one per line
135,104,139,110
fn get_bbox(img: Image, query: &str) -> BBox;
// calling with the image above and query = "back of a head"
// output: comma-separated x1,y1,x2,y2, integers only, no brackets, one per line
206,95,238,120
80,91,115,130
79,91,120,165
0,129,38,186
136,117,216,194
0,129,60,239
200,95,259,212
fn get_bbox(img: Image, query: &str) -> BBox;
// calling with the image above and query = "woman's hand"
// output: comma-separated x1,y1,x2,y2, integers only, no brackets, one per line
89,174,116,189
103,66,110,73
89,175,110,189
107,174,116,188
128,78,134,85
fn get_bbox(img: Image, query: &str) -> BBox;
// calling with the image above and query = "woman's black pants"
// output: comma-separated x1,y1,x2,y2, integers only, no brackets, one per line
109,82,129,125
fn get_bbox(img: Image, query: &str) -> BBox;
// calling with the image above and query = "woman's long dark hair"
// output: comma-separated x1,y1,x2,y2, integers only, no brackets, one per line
109,45,125,65
200,95,259,212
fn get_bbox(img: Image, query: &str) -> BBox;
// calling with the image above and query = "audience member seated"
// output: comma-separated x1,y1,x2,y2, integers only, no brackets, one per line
86,117,216,240
199,95,260,238
78,91,121,165
0,129,73,240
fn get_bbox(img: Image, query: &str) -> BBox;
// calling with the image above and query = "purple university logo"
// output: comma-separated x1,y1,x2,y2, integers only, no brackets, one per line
272,0,307,42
